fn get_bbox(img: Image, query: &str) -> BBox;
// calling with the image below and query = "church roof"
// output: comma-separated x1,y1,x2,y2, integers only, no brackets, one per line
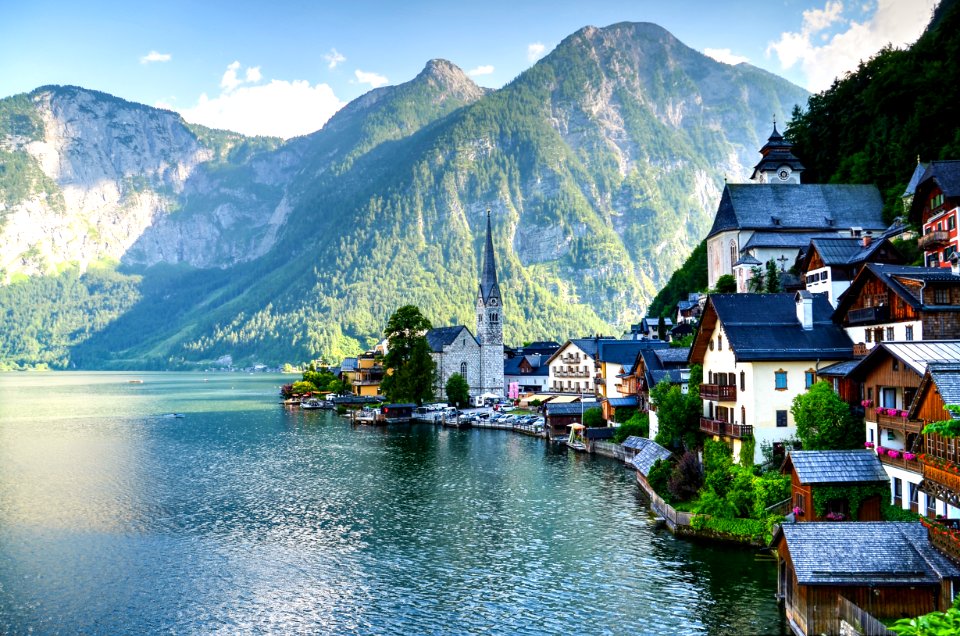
479,211,501,303
425,326,477,352
707,183,886,239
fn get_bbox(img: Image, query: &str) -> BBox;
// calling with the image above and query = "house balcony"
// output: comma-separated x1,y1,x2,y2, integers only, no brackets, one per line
921,462,960,501
847,305,890,325
699,417,753,439
919,230,951,251
866,407,924,433
877,450,921,474
699,383,737,401
924,518,960,565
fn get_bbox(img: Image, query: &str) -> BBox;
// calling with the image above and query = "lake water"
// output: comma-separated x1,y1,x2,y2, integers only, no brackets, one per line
0,372,785,634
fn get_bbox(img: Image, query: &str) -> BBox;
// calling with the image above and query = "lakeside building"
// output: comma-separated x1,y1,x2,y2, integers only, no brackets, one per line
800,232,905,307
504,353,549,396
782,450,887,522
546,337,618,395
691,292,853,464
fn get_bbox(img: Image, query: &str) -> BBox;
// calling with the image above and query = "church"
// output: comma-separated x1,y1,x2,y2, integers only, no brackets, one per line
426,212,505,400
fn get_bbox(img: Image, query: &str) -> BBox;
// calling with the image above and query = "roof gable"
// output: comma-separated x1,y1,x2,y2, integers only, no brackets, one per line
784,450,888,485
425,326,477,352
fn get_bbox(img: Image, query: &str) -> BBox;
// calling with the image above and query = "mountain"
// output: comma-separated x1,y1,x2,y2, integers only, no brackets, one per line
0,22,808,369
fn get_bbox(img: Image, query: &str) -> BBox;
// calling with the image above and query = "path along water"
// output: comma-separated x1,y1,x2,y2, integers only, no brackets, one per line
0,372,785,634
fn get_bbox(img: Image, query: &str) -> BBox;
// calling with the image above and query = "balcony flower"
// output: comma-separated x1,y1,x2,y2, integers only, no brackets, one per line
861,399,873,407
887,449,900,458
792,506,804,516
904,452,917,461
864,441,875,449
876,446,887,455
825,511,845,521
899,410,909,418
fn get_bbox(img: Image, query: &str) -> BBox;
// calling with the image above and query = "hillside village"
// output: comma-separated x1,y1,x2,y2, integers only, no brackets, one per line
298,126,960,636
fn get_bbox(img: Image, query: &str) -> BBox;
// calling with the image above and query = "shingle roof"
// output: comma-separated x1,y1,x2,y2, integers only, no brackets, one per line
816,359,861,377
708,293,853,362
871,342,960,376
627,438,673,476
546,402,588,416
584,427,616,440
857,264,960,312
929,362,960,416
340,357,358,372
742,231,838,251
504,354,549,376
598,340,668,365
807,236,898,267
902,162,930,197
567,337,619,359
777,522,960,586
654,348,691,364
605,397,638,408
650,369,682,385
785,450,888,485
708,183,886,239
425,326,476,352
918,160,960,199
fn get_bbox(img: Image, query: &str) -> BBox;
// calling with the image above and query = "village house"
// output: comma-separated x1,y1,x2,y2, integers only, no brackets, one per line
912,362,960,518
845,342,960,517
832,262,960,352
772,522,960,636
908,160,960,268
707,124,887,290
800,231,905,307
782,450,887,522
630,346,690,440
544,401,591,442
350,350,385,397
675,293,704,325
503,353,549,396
691,292,853,464
546,337,617,395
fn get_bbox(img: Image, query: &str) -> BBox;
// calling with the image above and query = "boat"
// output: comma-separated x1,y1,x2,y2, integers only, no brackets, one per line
300,398,326,410
443,416,472,430
128,379,144,384
161,413,185,418
566,423,587,451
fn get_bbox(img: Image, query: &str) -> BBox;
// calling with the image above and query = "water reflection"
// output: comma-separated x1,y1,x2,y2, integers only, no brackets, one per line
0,373,784,634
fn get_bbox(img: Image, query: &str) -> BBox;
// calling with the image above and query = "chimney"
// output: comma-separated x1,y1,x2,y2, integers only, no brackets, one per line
795,291,814,330
862,231,872,248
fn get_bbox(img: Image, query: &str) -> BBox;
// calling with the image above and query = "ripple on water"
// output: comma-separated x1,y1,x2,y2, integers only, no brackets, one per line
0,373,785,635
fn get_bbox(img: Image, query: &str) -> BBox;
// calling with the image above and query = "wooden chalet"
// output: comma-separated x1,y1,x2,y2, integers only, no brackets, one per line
782,450,887,522
773,522,960,636
908,160,960,268
833,263,960,351
801,233,904,306
913,362,960,513
544,401,585,442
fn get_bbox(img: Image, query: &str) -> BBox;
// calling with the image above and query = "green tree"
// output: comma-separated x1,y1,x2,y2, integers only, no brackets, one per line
652,364,702,451
764,259,781,293
327,376,351,396
445,373,470,408
291,380,318,395
791,381,863,450
657,314,667,341
747,266,765,293
583,406,604,427
380,305,437,404
712,274,736,294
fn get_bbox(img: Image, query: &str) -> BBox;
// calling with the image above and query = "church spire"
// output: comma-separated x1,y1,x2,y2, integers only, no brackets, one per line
479,210,500,302
750,116,804,183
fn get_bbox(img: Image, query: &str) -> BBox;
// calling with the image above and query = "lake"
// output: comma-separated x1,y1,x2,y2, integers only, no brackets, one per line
0,372,785,634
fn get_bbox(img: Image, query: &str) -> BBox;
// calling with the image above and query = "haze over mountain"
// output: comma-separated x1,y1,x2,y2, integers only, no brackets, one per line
0,22,808,369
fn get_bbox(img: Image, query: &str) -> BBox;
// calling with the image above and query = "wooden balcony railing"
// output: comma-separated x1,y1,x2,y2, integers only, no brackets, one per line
699,417,753,439
921,462,960,494
878,451,921,473
919,230,951,250
866,408,923,433
924,518,960,565
700,383,737,401
847,305,890,325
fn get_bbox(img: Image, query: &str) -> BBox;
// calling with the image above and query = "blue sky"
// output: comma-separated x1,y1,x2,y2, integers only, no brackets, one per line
1,0,937,138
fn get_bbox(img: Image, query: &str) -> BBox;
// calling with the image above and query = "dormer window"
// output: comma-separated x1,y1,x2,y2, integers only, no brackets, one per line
850,227,862,237
932,193,945,209
771,216,781,226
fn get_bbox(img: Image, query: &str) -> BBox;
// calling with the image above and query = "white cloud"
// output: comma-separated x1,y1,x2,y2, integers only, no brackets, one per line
324,48,346,69
703,48,750,66
140,51,171,64
527,42,546,62
178,79,346,139
354,69,389,88
467,65,495,76
767,0,937,92
245,66,262,83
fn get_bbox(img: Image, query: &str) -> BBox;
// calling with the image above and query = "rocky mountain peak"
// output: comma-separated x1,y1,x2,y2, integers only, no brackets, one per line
415,59,486,101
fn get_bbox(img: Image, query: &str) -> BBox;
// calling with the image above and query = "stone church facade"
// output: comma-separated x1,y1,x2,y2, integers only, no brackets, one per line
427,212,505,400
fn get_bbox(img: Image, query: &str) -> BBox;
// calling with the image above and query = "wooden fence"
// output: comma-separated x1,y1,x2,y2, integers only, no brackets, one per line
837,596,896,636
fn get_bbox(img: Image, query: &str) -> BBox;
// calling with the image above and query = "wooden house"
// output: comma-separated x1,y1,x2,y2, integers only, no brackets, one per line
801,234,904,306
544,401,585,442
833,263,960,352
782,450,887,522
912,362,960,513
908,160,960,268
773,522,960,636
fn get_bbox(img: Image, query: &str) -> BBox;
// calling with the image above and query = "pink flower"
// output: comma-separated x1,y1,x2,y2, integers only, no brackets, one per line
888,449,900,458
904,452,917,461
865,442,875,448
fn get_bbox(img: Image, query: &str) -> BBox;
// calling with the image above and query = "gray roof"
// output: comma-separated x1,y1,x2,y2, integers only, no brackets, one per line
918,160,960,199
654,348,691,364
546,402,587,416
929,362,960,416
742,231,837,251
751,123,805,180
650,369,682,385
708,293,854,362
598,340,667,365
708,183,886,239
504,354,549,376
777,522,960,586
902,162,930,197
425,326,477,352
866,341,960,376
584,427,616,440
733,254,763,267
627,438,673,476
816,359,861,377
807,236,900,267
479,211,501,303
605,396,638,407
839,264,960,314
566,337,620,359
340,357,358,372
785,450,888,485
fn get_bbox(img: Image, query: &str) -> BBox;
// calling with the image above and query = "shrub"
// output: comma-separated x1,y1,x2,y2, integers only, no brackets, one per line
582,407,604,428
613,411,650,443
647,458,673,500
752,473,791,519
667,451,704,502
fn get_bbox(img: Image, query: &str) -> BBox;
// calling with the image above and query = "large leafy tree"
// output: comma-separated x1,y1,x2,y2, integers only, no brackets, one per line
652,364,702,451
380,305,437,404
791,381,863,450
445,373,470,408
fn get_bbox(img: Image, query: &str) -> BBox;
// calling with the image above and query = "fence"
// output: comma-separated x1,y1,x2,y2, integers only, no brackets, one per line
591,441,626,461
837,596,896,636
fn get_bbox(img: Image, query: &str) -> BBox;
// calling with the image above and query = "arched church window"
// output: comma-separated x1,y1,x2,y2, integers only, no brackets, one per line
491,313,499,322
729,240,737,267
461,362,468,381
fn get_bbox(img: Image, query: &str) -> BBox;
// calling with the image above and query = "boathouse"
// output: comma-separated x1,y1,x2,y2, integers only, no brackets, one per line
782,450,887,522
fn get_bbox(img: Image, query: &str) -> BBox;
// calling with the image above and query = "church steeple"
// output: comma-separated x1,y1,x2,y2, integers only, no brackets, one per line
479,210,501,303
750,116,804,184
